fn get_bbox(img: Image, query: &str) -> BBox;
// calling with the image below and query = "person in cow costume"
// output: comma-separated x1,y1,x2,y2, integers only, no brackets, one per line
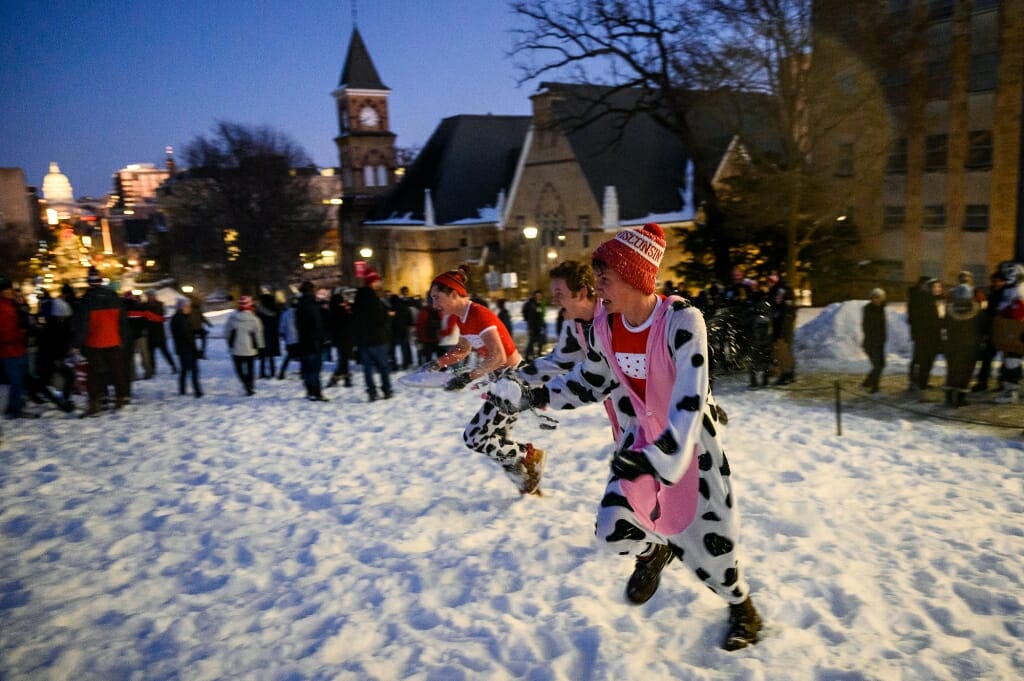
489,222,762,651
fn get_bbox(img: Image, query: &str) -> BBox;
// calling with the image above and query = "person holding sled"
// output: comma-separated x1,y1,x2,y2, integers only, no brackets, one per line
424,265,544,495
488,223,762,651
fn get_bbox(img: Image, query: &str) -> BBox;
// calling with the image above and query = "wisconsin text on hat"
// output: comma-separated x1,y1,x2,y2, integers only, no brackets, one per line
615,229,664,265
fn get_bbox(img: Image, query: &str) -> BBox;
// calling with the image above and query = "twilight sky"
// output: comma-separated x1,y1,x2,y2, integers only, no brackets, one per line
0,1,534,198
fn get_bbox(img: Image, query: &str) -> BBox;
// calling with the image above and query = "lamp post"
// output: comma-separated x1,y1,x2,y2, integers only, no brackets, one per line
522,225,538,292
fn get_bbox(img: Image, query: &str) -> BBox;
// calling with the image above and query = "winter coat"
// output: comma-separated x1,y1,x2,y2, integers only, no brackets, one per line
278,307,299,346
74,285,128,350
944,299,979,357
146,299,168,345
0,297,27,359
294,293,324,355
224,310,264,357
523,298,545,336
256,301,281,357
352,286,392,347
861,301,887,356
170,312,197,356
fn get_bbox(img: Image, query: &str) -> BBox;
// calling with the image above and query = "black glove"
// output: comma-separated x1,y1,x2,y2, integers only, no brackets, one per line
610,449,657,481
444,372,474,391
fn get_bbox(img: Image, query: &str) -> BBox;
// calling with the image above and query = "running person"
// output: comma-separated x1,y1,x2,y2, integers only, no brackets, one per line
488,223,762,650
427,265,544,495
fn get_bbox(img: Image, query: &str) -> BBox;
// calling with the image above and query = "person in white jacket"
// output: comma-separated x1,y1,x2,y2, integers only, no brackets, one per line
488,223,761,651
224,295,264,395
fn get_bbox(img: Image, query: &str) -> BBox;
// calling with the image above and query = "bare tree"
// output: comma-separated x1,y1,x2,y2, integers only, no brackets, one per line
160,122,331,292
510,0,896,288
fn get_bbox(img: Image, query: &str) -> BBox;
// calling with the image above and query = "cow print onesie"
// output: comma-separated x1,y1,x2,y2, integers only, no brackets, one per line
539,297,751,605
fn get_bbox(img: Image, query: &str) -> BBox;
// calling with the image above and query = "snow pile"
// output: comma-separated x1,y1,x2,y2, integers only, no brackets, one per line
795,300,912,372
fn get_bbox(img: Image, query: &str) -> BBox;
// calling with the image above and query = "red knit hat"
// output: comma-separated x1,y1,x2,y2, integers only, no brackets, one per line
238,295,254,311
431,267,469,297
363,269,382,286
592,223,667,294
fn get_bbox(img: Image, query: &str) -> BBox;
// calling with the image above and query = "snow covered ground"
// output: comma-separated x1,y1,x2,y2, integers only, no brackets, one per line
1,302,1022,680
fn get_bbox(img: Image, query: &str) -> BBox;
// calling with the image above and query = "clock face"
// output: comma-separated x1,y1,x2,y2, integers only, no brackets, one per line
358,106,379,129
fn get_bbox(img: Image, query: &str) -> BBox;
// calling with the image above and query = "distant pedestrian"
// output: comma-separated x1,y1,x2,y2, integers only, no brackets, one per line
277,296,300,379
295,281,327,401
352,269,393,401
414,295,442,364
170,298,202,397
224,295,264,396
256,293,281,379
74,268,130,415
0,275,30,418
943,284,979,407
145,292,176,375
327,287,355,388
495,298,513,335
522,290,546,360
861,288,887,393
389,286,414,370
908,278,944,394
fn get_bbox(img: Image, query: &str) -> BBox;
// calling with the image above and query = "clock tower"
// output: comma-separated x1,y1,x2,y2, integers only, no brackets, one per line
333,26,397,281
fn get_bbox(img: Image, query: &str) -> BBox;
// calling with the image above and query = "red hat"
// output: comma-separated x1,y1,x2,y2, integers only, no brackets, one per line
431,267,468,297
363,269,382,286
592,223,666,295
238,295,254,311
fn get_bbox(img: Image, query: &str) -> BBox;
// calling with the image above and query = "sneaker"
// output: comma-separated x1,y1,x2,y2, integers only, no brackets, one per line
722,597,763,651
519,444,545,495
625,543,674,604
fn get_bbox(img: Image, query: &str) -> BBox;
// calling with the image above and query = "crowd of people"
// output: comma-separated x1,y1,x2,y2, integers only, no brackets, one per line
861,261,1024,407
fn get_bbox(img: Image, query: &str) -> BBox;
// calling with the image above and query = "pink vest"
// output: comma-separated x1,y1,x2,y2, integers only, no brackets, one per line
593,296,700,535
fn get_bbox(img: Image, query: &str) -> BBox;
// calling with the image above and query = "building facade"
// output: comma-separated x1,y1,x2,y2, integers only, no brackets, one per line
812,0,1023,296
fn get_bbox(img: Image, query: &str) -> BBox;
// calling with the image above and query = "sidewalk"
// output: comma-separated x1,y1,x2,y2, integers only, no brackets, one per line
734,371,1024,435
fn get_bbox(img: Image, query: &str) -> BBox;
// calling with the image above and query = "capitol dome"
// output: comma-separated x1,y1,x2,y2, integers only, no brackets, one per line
42,161,74,204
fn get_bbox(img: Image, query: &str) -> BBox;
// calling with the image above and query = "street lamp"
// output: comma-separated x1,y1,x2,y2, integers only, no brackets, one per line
523,226,538,291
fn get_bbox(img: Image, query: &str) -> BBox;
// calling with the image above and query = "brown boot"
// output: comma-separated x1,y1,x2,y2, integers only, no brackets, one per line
722,597,763,651
625,543,674,604
518,444,546,495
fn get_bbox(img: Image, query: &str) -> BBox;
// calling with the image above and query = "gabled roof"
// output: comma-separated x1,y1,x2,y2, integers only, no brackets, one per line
540,83,779,223
368,115,531,226
338,27,387,90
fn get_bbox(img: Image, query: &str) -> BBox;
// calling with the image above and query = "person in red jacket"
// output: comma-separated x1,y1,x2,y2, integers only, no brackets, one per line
73,268,129,416
0,275,31,418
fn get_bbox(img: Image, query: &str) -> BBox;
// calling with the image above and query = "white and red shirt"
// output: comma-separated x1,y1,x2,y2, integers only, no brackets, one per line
456,302,518,360
609,296,665,401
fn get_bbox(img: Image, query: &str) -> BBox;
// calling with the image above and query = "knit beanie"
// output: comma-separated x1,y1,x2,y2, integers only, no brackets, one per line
592,222,667,295
431,266,469,297
869,287,886,301
238,295,254,311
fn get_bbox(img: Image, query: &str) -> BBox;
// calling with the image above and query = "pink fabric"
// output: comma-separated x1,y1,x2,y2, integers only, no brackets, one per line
594,296,699,535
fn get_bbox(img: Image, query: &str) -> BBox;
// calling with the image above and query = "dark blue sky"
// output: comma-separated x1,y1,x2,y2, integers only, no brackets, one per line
0,1,533,198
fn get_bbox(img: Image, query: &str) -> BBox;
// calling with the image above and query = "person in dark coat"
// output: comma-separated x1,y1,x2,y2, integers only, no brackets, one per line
861,288,887,393
256,293,281,379
145,292,176,375
351,269,393,401
495,298,513,335
327,287,354,388
907,277,944,394
33,288,75,412
0,276,30,418
905,276,930,391
295,281,327,401
170,298,202,397
74,268,130,415
972,270,1009,392
389,286,414,370
943,284,980,407
124,292,153,381
522,290,546,360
